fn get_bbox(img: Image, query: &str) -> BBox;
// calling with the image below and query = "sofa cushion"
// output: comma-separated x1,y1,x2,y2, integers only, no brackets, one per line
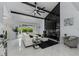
69,36,77,40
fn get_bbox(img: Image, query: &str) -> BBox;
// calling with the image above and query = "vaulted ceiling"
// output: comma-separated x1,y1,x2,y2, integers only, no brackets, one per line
4,2,59,23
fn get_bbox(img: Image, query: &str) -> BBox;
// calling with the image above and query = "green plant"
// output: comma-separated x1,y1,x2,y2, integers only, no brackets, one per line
17,27,33,32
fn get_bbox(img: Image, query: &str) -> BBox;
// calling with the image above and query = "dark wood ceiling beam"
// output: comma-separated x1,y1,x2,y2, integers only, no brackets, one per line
21,2,59,16
11,11,44,19
11,11,57,20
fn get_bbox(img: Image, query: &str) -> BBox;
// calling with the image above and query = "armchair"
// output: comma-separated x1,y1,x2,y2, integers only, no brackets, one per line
64,35,78,48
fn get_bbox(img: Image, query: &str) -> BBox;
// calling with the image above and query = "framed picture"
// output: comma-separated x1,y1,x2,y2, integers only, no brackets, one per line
64,17,74,26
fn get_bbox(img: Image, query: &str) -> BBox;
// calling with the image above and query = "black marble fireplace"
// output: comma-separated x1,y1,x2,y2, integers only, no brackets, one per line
44,3,60,41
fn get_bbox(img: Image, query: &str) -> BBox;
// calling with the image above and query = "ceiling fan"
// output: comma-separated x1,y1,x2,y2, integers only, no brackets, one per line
32,2,45,16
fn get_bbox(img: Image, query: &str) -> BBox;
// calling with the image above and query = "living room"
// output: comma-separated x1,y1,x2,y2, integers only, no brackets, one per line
1,2,79,56
0,2,60,56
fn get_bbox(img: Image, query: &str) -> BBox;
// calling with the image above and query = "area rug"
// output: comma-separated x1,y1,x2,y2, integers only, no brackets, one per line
38,40,58,49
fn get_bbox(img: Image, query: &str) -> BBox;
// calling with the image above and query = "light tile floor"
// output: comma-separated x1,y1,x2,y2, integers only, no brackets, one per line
6,39,79,56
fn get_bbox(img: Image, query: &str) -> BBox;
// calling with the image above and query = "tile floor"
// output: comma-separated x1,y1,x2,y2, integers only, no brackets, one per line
6,39,79,56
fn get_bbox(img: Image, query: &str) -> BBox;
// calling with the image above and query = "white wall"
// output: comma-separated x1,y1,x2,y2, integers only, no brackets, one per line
60,2,79,43
3,3,16,40
39,20,44,34
0,3,3,34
